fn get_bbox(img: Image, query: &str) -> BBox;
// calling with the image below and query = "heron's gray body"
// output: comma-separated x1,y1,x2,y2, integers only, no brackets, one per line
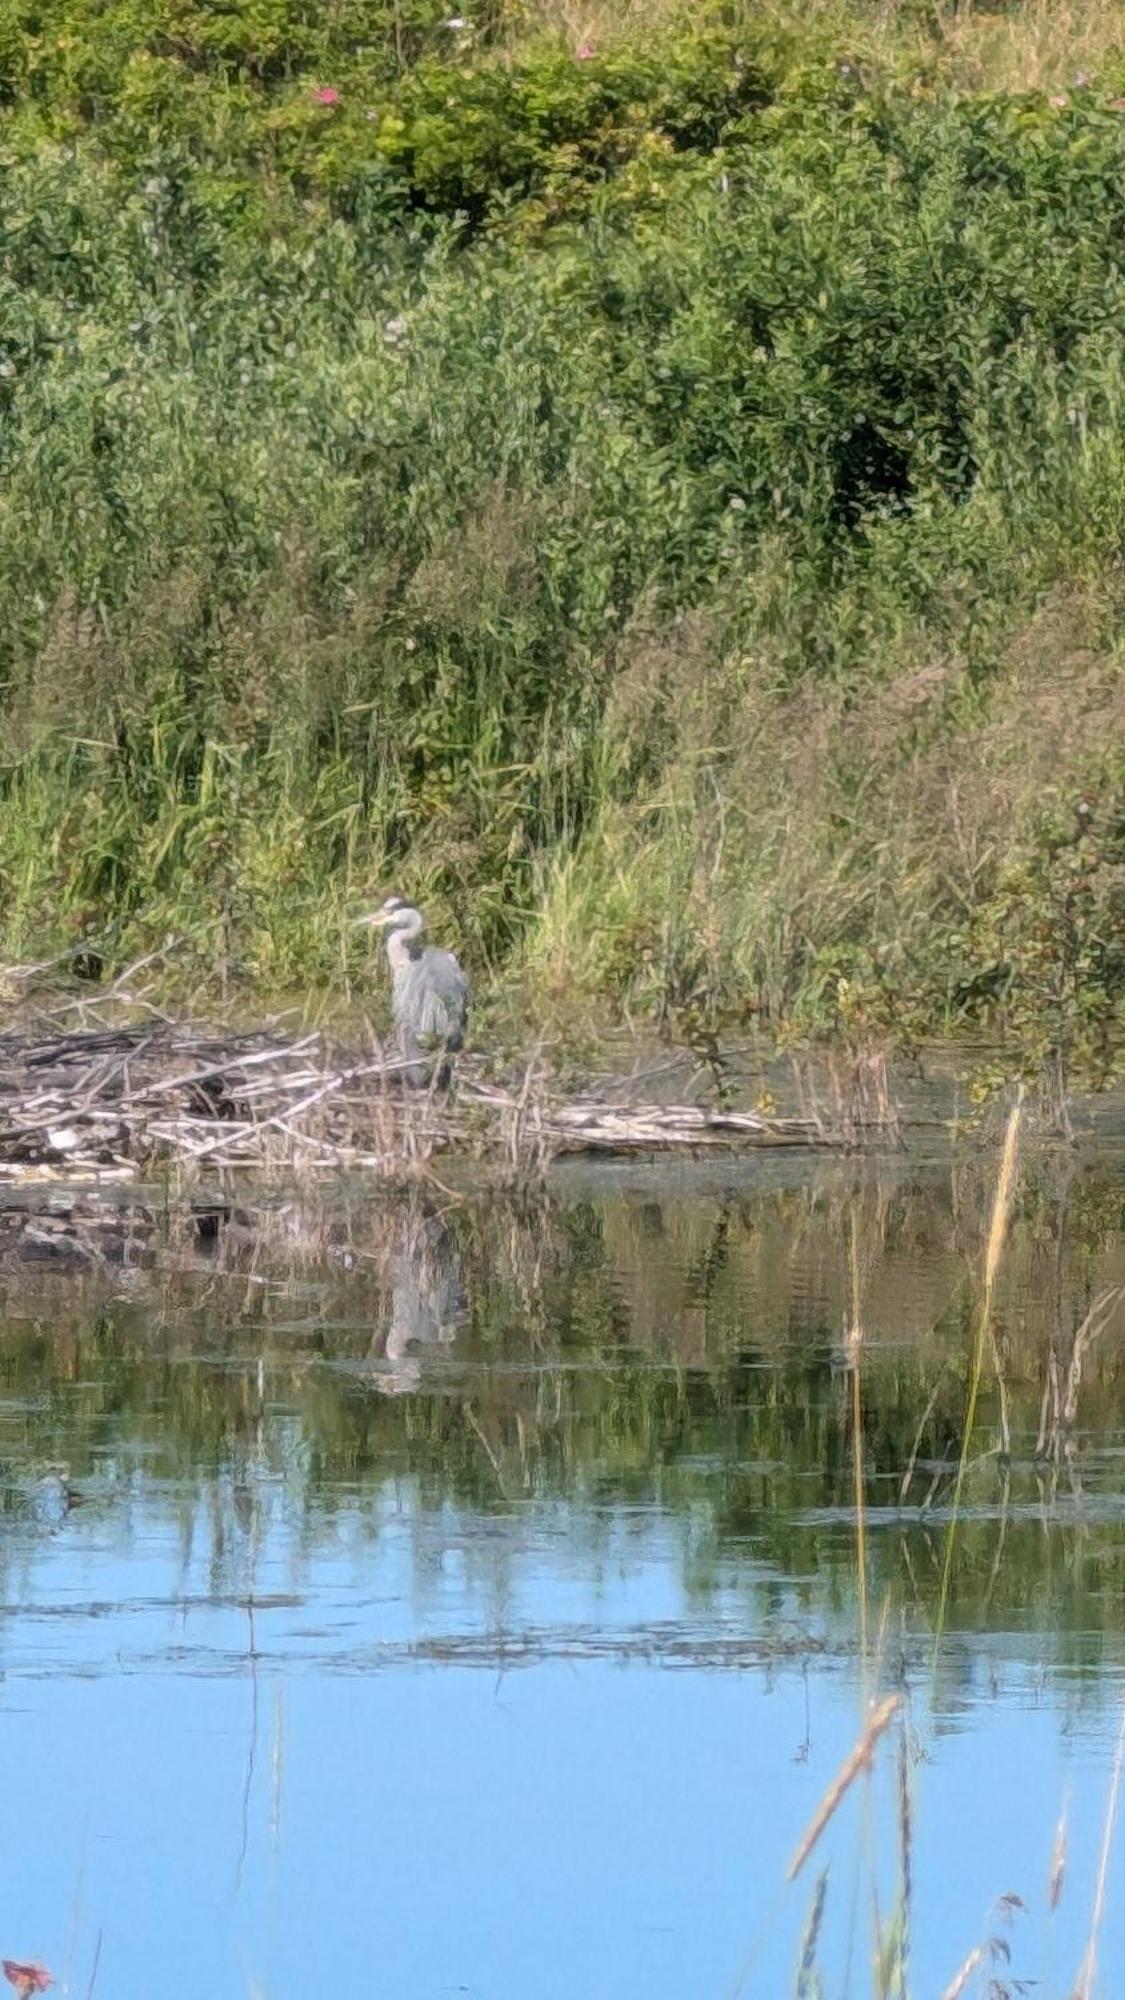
356,897,469,1078
387,934,469,1056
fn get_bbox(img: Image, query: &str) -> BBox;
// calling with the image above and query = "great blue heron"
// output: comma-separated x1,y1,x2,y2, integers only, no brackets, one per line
353,895,469,1078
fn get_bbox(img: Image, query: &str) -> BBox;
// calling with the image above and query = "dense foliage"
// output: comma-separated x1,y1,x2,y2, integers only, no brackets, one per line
0,0,1122,1065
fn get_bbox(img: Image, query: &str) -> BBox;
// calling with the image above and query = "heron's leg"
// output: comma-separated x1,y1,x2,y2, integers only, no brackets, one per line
395,1029,431,1089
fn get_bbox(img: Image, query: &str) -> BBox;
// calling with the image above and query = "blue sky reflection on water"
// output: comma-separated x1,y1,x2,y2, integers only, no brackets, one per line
0,1487,1123,2000
0,1149,1123,1998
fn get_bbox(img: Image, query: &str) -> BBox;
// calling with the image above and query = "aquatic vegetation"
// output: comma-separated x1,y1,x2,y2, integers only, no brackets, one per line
782,1116,1125,2000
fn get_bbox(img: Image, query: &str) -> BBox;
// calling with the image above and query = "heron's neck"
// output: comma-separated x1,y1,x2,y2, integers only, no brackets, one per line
386,917,423,972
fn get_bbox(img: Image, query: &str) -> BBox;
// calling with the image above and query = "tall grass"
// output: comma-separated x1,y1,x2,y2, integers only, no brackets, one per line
782,1115,1125,1999
0,2,1122,1057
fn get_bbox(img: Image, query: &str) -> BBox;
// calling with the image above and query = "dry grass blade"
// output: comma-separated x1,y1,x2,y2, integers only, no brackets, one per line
786,1692,903,1881
932,1090,1024,1667
1049,1802,1068,1912
795,1869,828,1998
1072,1700,1125,1999
845,1206,869,1663
938,1943,984,2000
899,1367,949,1507
984,1093,1025,1299
1062,1286,1124,1428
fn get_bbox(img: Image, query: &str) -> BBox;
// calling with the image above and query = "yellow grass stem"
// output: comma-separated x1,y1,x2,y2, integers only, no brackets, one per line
847,1207,868,1666
931,1089,1024,1672
938,1944,985,2000
1048,1800,1068,1911
787,1692,903,1882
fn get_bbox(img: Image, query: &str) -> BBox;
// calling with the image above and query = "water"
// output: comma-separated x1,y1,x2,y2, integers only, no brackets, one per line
0,1137,1123,1998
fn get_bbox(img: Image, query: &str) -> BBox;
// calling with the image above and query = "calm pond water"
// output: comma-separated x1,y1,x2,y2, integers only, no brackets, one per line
0,1132,1123,1998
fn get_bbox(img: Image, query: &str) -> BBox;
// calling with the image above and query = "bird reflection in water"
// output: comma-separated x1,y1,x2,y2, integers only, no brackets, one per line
370,1203,467,1395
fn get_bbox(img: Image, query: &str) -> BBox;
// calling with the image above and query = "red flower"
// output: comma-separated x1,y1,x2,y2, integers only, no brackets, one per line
312,86,340,105
575,40,596,60
2,1966,52,1998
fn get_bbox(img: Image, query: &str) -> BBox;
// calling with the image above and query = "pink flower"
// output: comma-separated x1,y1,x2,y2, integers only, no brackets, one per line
575,40,596,61
312,86,340,106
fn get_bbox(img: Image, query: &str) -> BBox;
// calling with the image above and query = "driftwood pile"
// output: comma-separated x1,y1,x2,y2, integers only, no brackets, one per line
0,1021,832,1182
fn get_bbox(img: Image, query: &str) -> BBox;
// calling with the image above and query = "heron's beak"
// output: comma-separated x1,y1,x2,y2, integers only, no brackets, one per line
351,910,391,929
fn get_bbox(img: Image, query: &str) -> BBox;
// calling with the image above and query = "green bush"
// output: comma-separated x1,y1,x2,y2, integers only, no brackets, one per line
0,0,783,218
0,4,1123,1063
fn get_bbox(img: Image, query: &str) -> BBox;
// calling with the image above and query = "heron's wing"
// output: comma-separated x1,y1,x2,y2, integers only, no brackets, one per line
397,951,469,1050
440,953,470,1046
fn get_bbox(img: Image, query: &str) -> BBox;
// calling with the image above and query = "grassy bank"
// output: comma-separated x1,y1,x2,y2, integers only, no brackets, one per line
0,0,1123,1069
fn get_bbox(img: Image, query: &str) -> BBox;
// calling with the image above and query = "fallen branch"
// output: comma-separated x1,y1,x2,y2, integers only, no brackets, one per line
0,1018,883,1182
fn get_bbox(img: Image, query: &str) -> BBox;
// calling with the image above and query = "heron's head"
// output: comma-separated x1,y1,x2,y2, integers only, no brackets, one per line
352,895,423,936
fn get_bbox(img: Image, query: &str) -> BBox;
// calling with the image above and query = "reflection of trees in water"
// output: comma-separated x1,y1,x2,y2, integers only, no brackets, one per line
0,1166,1121,1648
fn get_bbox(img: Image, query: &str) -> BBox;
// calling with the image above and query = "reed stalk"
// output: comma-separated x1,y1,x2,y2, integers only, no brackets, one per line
787,1693,903,1883
931,1089,1025,1670
1072,1700,1125,1999
847,1207,868,1666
